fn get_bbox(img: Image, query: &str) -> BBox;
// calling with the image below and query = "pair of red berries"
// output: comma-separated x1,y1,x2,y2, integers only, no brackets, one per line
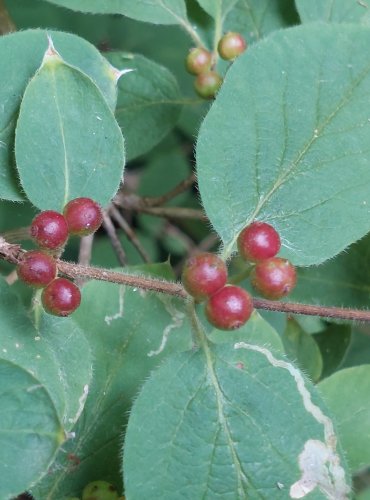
17,197,103,317
237,222,296,300
186,32,247,99
182,253,253,331
182,222,296,331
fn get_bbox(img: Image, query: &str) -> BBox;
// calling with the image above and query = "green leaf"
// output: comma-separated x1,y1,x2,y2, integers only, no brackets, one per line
196,0,239,18
197,23,370,265
106,52,183,160
282,318,323,382
38,313,93,431
341,328,370,369
224,0,299,44
33,265,192,498
296,0,370,24
314,324,352,379
15,43,125,211
124,342,351,499
208,309,284,353
0,359,64,499
318,366,370,472
0,29,118,202
43,0,188,25
291,233,370,308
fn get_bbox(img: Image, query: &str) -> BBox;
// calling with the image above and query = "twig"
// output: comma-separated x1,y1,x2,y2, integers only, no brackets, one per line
2,237,370,322
1,227,31,242
109,205,151,263
101,210,127,266
143,173,196,207
76,234,94,286
0,0,15,35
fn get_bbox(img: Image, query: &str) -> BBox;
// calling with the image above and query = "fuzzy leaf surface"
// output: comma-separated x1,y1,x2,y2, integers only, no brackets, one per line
197,24,370,265
106,52,182,160
124,342,350,499
296,0,370,24
32,264,192,498
43,0,187,24
15,50,124,211
318,365,370,472
0,30,117,201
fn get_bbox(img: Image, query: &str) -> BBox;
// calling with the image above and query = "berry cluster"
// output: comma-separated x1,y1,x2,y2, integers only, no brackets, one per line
186,32,247,99
17,197,102,317
181,222,296,331
182,253,253,331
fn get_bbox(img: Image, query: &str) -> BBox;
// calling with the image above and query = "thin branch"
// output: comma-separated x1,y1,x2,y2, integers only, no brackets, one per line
76,234,94,286
2,237,370,322
1,227,31,243
143,173,196,207
109,205,151,263
101,210,127,266
0,0,15,35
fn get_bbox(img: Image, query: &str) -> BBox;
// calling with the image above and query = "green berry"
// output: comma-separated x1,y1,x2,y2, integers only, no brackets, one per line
185,47,212,75
194,71,223,99
82,480,120,500
218,32,247,60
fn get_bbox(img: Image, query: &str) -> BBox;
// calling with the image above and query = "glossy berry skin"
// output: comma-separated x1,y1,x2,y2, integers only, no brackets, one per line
251,257,297,300
237,222,281,262
218,32,247,60
185,47,212,75
63,197,103,236
30,211,69,250
17,250,57,288
182,252,227,301
42,278,81,317
194,71,223,99
205,285,253,330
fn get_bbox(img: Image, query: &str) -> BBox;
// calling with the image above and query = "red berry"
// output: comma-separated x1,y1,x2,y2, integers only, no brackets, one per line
237,222,281,262
182,252,227,301
251,257,297,300
205,285,253,330
194,71,223,99
17,250,57,288
30,211,69,250
63,197,103,236
42,278,81,316
218,32,247,60
185,47,212,75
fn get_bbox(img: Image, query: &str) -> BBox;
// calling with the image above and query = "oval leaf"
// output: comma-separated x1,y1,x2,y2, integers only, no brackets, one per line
0,359,64,499
197,23,370,265
318,365,370,472
124,342,350,498
196,0,238,18
43,0,187,25
296,0,370,24
15,44,125,211
106,53,183,160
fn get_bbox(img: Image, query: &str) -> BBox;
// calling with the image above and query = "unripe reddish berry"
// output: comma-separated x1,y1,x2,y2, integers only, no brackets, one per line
237,222,281,262
17,250,57,288
30,211,69,250
194,71,223,99
182,252,227,301
218,32,247,60
205,285,253,330
251,257,297,300
42,278,81,316
185,47,212,75
63,197,103,236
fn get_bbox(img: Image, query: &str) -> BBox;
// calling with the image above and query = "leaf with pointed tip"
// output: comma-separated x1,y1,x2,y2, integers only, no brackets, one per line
197,24,370,265
0,29,118,202
43,0,187,25
32,264,193,498
15,47,124,211
124,342,350,499
106,52,183,160
296,0,370,24
318,365,370,472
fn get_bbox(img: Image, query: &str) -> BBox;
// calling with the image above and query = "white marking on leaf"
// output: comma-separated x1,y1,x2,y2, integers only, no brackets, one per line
148,297,185,357
234,342,351,499
105,285,125,325
68,384,89,425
